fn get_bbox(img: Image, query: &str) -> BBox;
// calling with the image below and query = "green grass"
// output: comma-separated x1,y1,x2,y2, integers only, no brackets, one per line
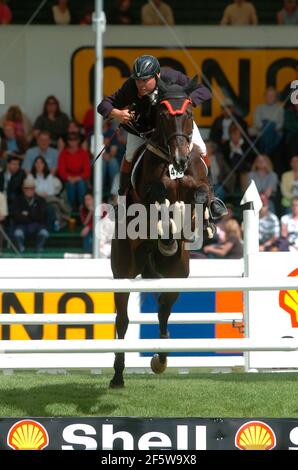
0,370,297,417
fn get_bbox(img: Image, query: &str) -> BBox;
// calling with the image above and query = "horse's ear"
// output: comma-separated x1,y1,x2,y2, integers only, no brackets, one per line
157,76,168,95
184,75,198,95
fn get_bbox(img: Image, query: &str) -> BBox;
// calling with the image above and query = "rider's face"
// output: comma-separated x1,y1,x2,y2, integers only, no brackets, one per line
135,77,156,97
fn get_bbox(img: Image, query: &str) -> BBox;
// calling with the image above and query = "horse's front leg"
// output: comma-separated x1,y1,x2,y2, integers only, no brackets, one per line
110,292,130,389
150,291,179,374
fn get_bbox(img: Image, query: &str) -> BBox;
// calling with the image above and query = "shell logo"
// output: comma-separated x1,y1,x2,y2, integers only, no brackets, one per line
7,419,49,450
235,421,276,450
279,268,298,328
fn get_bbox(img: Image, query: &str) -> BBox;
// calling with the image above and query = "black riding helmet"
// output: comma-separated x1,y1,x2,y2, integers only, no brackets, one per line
131,55,160,80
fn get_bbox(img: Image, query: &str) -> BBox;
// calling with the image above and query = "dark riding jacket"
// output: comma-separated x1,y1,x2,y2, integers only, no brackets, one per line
97,67,212,136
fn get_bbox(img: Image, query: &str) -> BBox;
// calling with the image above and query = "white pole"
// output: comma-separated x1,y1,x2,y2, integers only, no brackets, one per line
92,1,106,258
240,181,262,371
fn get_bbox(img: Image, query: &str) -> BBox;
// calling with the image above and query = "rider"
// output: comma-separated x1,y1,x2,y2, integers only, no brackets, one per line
97,55,227,219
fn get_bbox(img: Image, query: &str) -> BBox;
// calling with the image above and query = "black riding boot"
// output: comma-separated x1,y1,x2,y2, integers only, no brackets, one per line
118,160,132,196
210,198,228,220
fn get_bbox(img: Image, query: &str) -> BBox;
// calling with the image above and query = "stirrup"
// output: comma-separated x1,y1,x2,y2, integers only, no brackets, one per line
209,198,228,220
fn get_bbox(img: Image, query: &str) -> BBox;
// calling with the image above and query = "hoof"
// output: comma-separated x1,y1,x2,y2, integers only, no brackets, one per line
150,354,167,374
109,379,125,389
158,239,178,256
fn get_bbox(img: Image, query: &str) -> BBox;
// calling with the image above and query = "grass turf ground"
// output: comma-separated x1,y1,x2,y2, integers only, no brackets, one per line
0,370,297,417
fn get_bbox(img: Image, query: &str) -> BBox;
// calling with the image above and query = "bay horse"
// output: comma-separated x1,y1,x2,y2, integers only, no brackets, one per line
110,76,215,388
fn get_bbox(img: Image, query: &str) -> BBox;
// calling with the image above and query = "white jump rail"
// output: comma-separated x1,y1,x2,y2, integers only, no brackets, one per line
0,338,297,353
0,313,243,325
0,276,296,292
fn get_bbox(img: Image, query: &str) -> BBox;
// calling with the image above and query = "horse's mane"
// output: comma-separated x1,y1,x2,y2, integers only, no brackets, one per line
158,82,189,101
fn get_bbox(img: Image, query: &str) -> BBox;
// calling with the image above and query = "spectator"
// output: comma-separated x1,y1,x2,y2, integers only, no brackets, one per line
33,96,70,147
220,0,258,25
0,0,12,25
109,0,135,24
23,131,58,175
259,193,280,252
0,190,7,252
58,120,88,152
52,0,71,25
250,87,284,156
80,5,93,25
203,219,243,259
277,0,298,24
102,121,120,199
31,156,70,231
205,140,233,200
0,156,26,209
248,154,279,212
141,0,174,25
12,175,49,254
58,132,91,209
80,191,94,252
0,106,33,143
0,121,28,169
209,97,248,150
281,154,298,212
284,102,298,160
222,122,253,192
281,196,298,251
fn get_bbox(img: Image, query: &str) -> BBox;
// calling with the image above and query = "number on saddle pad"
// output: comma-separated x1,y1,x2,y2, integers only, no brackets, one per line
169,164,184,180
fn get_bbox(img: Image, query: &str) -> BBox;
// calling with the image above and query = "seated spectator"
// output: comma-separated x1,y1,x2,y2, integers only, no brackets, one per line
222,122,253,192
58,132,91,210
52,0,71,25
0,190,7,252
12,176,49,254
277,0,298,24
102,121,120,199
280,154,298,212
248,154,279,212
220,0,258,25
203,219,243,259
250,87,284,156
23,131,58,175
109,0,135,24
80,191,94,253
205,140,234,200
0,156,26,209
284,102,298,160
31,156,70,231
209,97,248,151
58,121,88,152
0,106,33,143
0,121,28,169
33,96,70,147
141,0,174,25
80,5,93,25
281,196,298,251
0,0,12,24
259,193,280,251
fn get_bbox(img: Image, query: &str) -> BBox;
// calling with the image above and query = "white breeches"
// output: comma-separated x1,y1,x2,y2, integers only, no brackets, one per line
125,121,206,162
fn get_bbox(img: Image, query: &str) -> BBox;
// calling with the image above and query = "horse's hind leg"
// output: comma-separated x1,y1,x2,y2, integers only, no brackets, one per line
110,292,130,389
151,291,179,374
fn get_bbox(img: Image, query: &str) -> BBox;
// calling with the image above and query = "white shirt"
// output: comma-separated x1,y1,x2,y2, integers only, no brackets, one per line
281,214,298,251
52,5,71,25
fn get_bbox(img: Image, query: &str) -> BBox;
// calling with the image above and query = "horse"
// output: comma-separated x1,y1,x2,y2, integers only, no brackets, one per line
110,76,214,388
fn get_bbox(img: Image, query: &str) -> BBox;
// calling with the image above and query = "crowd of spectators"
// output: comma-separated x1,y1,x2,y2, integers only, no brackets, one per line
1,1,298,26
0,97,123,255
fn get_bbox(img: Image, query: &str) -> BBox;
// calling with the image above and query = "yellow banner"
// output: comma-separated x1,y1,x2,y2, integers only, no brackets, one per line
72,47,298,126
0,292,115,340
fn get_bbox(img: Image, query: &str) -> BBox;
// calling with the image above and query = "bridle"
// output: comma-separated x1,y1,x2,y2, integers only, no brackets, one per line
158,96,193,151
